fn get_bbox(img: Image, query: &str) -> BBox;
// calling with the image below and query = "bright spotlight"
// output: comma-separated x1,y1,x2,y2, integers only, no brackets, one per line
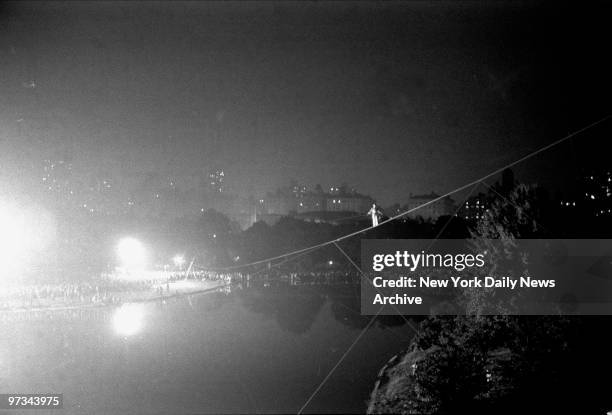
0,208,26,262
112,303,145,337
0,203,30,279
116,237,147,270
173,255,185,267
0,200,57,280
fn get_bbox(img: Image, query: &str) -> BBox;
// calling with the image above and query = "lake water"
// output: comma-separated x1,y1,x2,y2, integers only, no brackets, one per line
1,282,417,414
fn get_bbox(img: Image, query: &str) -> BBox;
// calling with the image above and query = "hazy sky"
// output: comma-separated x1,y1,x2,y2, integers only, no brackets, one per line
1,1,611,204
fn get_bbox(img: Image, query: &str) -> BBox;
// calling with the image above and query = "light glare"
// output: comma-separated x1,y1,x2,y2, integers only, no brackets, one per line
117,237,147,270
112,303,145,337
173,255,185,267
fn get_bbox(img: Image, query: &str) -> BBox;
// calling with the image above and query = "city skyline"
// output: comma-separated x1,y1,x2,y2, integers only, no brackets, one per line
2,3,612,414
3,2,611,207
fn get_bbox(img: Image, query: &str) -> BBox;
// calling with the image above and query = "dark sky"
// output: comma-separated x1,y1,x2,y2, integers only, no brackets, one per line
1,1,611,205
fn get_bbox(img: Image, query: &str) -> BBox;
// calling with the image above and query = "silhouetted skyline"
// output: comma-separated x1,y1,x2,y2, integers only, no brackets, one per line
2,1,611,205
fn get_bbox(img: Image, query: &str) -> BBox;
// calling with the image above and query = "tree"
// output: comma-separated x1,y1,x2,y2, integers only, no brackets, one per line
368,183,574,414
465,184,543,315
191,209,233,266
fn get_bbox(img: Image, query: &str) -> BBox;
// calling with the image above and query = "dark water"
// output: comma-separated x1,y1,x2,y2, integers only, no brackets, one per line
0,283,417,414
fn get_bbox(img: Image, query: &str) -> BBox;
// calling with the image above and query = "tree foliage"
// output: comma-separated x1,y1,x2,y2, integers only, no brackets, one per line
370,183,576,414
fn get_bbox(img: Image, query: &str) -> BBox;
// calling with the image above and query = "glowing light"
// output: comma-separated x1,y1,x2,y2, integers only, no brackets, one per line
0,202,55,279
116,237,147,270
0,208,27,273
112,303,145,337
173,255,185,267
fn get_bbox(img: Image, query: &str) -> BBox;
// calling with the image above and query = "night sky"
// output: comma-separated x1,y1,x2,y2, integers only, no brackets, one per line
2,1,611,205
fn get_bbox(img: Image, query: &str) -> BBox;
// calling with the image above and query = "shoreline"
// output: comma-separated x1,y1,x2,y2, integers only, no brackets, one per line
0,279,229,313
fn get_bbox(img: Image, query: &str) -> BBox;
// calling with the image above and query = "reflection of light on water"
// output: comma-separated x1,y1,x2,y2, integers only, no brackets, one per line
112,303,145,337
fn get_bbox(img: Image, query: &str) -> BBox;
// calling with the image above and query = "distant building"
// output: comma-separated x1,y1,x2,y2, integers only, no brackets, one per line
208,169,225,193
404,192,455,220
262,189,294,215
458,192,490,222
560,169,612,218
297,192,326,213
42,158,73,192
325,194,372,213
329,186,341,195
257,182,374,219
292,181,307,198
295,210,367,225
454,169,513,223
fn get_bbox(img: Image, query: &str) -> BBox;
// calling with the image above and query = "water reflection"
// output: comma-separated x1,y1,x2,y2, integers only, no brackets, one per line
239,283,325,334
112,303,145,337
237,281,412,333
2,283,418,414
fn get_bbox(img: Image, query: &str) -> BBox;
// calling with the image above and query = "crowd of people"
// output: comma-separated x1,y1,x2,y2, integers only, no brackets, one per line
0,268,360,311
167,270,246,284
265,270,361,285
0,271,240,310
0,279,153,310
